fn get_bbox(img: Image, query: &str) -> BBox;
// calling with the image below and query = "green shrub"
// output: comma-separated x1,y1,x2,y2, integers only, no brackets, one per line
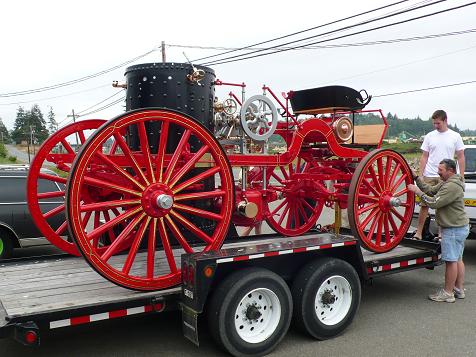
8,156,17,162
0,143,7,158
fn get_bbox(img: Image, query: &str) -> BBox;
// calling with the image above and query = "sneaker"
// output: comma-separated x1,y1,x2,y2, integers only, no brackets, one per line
453,288,466,299
428,289,455,303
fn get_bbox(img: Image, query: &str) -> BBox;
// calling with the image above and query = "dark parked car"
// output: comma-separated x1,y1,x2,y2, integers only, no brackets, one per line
0,165,65,259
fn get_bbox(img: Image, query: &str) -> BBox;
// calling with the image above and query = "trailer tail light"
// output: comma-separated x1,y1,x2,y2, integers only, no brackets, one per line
188,265,195,287
25,330,38,345
203,265,214,278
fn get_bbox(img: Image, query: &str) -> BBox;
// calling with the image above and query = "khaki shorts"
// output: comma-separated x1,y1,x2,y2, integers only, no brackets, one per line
419,176,441,207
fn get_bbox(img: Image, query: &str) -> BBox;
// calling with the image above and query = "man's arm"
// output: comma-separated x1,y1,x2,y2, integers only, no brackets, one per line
419,150,429,176
456,149,465,175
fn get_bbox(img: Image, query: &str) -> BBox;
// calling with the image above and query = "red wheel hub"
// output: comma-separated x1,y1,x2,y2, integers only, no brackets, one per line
141,183,174,217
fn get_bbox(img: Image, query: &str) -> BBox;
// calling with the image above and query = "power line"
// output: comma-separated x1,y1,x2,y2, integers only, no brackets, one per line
76,96,125,118
76,89,125,116
0,84,111,106
203,0,473,66
0,48,157,98
191,0,413,63
374,79,476,97
168,28,476,52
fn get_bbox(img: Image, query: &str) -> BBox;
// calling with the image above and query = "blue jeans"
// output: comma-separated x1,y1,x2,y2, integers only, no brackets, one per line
441,225,470,262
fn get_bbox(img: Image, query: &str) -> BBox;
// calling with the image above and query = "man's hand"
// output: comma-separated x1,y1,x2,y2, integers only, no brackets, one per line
407,184,423,196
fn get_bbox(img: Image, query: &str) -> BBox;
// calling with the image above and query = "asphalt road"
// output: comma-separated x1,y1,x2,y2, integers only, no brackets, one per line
2,240,476,356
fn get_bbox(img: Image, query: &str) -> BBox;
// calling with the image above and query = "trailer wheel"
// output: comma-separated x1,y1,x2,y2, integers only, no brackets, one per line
292,257,361,340
208,268,292,357
0,231,14,259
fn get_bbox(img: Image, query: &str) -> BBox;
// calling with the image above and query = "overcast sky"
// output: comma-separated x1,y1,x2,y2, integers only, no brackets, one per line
1,0,476,132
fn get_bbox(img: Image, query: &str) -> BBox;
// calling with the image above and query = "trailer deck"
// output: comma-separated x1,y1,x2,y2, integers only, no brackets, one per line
0,232,440,343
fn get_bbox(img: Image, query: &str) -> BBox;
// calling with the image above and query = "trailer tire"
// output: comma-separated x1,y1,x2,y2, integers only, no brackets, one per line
292,257,361,340
207,267,292,357
0,230,14,260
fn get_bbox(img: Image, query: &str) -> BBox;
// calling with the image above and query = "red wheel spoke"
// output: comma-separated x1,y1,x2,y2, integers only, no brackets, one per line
113,132,150,186
137,122,155,183
169,144,209,188
157,217,178,274
297,200,309,222
388,212,399,233
361,178,380,197
375,214,383,246
357,202,379,215
368,165,383,193
175,190,225,202
169,210,213,244
302,198,315,212
366,211,381,242
78,130,87,144
81,211,92,230
271,198,288,217
383,213,391,242
390,207,405,222
173,203,222,221
165,215,194,253
286,201,295,229
277,203,290,226
147,219,158,278
399,202,411,207
359,207,379,229
38,191,65,199
279,166,289,180
87,206,142,242
83,176,142,197
60,139,75,155
390,173,407,192
44,203,65,219
100,212,146,262
102,210,117,243
156,121,170,182
122,216,151,275
394,188,410,197
55,221,68,235
358,194,378,202
92,211,101,248
94,151,145,190
39,172,67,184
80,199,141,212
377,157,384,188
270,171,283,185
384,157,393,189
109,140,118,155
387,162,402,190
172,166,220,194
164,129,191,184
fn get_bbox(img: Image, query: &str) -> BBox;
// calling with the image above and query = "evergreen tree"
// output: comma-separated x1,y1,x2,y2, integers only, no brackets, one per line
11,106,28,143
29,104,49,143
47,106,58,134
0,117,11,143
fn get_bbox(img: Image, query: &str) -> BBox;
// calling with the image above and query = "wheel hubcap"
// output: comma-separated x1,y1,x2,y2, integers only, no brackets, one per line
141,183,174,217
315,276,352,326
234,288,281,343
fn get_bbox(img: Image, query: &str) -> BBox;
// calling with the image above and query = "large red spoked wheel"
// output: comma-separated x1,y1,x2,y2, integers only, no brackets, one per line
66,109,235,291
27,119,105,256
264,157,325,236
348,149,415,252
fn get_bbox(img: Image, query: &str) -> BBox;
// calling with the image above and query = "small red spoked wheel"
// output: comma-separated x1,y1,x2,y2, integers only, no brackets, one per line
348,149,415,253
27,119,105,256
264,157,325,236
66,109,235,291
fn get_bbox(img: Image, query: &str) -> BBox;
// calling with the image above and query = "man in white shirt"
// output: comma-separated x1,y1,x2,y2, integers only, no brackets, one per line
413,110,465,240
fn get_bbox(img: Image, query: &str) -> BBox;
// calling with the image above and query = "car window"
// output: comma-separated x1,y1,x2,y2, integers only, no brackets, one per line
38,178,63,195
465,148,476,173
0,176,27,203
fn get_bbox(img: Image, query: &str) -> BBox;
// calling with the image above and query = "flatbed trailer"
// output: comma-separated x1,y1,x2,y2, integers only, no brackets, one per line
0,232,440,356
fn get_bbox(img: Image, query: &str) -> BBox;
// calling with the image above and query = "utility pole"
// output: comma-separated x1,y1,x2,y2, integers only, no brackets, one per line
27,125,31,163
67,109,80,150
161,41,166,63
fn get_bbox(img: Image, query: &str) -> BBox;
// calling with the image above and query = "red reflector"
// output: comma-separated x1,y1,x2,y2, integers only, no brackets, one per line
25,331,38,344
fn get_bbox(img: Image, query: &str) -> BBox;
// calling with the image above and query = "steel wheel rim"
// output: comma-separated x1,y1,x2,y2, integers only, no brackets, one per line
67,109,234,291
315,275,352,326
349,149,415,252
27,119,105,256
234,288,281,343
265,157,324,236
